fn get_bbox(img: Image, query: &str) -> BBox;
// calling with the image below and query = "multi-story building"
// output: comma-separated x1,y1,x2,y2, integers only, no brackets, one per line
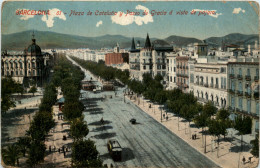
176,56,189,92
1,33,52,87
105,53,129,65
189,42,228,108
129,34,173,81
166,52,178,90
228,62,259,134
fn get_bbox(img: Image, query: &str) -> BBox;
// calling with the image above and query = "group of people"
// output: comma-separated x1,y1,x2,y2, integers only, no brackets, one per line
49,145,70,157
242,156,252,164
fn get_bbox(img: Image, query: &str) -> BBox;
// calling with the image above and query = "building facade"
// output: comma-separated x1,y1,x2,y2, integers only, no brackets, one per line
129,34,173,82
176,56,189,92
105,53,129,65
1,34,52,87
228,62,259,134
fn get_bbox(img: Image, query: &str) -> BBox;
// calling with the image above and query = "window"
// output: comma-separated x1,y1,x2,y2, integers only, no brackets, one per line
257,69,259,77
149,59,152,63
20,71,23,75
20,62,23,68
247,100,251,113
239,68,242,75
143,59,145,63
247,69,250,76
211,77,214,85
247,84,251,94
174,67,176,72
231,68,234,74
149,65,152,70
224,78,226,89
170,77,172,82
16,71,18,76
256,102,259,116
231,97,234,108
174,77,176,83
221,77,223,89
239,98,243,109
231,81,235,90
143,65,146,70
239,82,242,92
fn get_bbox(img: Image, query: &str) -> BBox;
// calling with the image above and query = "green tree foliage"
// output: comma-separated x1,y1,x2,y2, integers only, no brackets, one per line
70,117,89,141
17,136,31,157
250,134,259,158
154,90,167,105
234,115,252,151
1,77,23,114
202,101,217,117
26,141,46,167
29,85,37,96
234,115,252,135
26,111,55,141
72,139,102,168
39,83,57,112
63,101,84,121
2,143,21,166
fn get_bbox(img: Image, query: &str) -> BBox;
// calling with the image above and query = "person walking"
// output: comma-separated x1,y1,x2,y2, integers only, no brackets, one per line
242,156,246,165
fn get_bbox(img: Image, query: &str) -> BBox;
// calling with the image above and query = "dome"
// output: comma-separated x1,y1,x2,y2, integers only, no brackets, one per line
27,39,42,55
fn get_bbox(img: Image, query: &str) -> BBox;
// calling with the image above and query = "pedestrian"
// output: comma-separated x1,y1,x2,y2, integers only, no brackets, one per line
49,146,51,152
54,146,56,152
248,157,252,163
63,151,66,157
166,115,168,121
163,114,165,119
242,156,246,164
58,148,60,153
62,145,65,152
194,133,197,139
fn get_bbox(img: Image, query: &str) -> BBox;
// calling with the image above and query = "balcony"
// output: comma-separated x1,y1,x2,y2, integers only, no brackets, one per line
204,83,209,87
237,75,243,80
215,84,219,89
245,75,251,81
234,109,259,119
229,89,235,94
254,92,259,100
229,74,235,79
254,76,259,82
237,90,243,96
244,91,251,98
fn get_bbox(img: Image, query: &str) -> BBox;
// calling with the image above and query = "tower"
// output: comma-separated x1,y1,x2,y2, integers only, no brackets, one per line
131,37,136,50
144,33,152,49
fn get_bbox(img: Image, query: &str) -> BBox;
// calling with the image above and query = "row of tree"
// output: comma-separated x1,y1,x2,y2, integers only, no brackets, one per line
54,56,103,167
2,79,57,167
70,57,258,158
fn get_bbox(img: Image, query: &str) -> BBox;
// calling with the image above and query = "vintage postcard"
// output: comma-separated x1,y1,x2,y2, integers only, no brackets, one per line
1,0,259,168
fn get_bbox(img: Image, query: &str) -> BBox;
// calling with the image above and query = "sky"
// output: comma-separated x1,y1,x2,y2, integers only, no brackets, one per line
1,1,259,40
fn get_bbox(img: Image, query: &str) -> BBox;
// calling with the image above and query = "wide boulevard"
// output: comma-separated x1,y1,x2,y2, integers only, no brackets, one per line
68,56,219,168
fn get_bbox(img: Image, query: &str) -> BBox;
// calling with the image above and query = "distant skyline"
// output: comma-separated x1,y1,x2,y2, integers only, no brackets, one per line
2,1,259,40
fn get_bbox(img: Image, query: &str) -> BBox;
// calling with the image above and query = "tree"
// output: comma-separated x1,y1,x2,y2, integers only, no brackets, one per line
17,136,31,157
207,119,225,157
27,111,55,141
70,117,89,141
181,104,199,137
250,134,259,158
72,139,103,168
26,141,46,167
29,85,37,96
2,143,21,166
63,101,84,121
216,109,231,139
234,115,252,151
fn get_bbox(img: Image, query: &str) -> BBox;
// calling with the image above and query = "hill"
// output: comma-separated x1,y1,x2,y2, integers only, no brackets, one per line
1,30,258,50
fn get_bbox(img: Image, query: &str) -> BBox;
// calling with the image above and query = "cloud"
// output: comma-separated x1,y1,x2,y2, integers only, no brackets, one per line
17,9,35,20
232,8,245,14
111,5,153,26
41,8,66,28
192,9,222,18
96,20,103,27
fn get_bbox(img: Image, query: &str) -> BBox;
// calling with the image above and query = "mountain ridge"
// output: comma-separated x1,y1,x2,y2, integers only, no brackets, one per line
2,30,259,50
